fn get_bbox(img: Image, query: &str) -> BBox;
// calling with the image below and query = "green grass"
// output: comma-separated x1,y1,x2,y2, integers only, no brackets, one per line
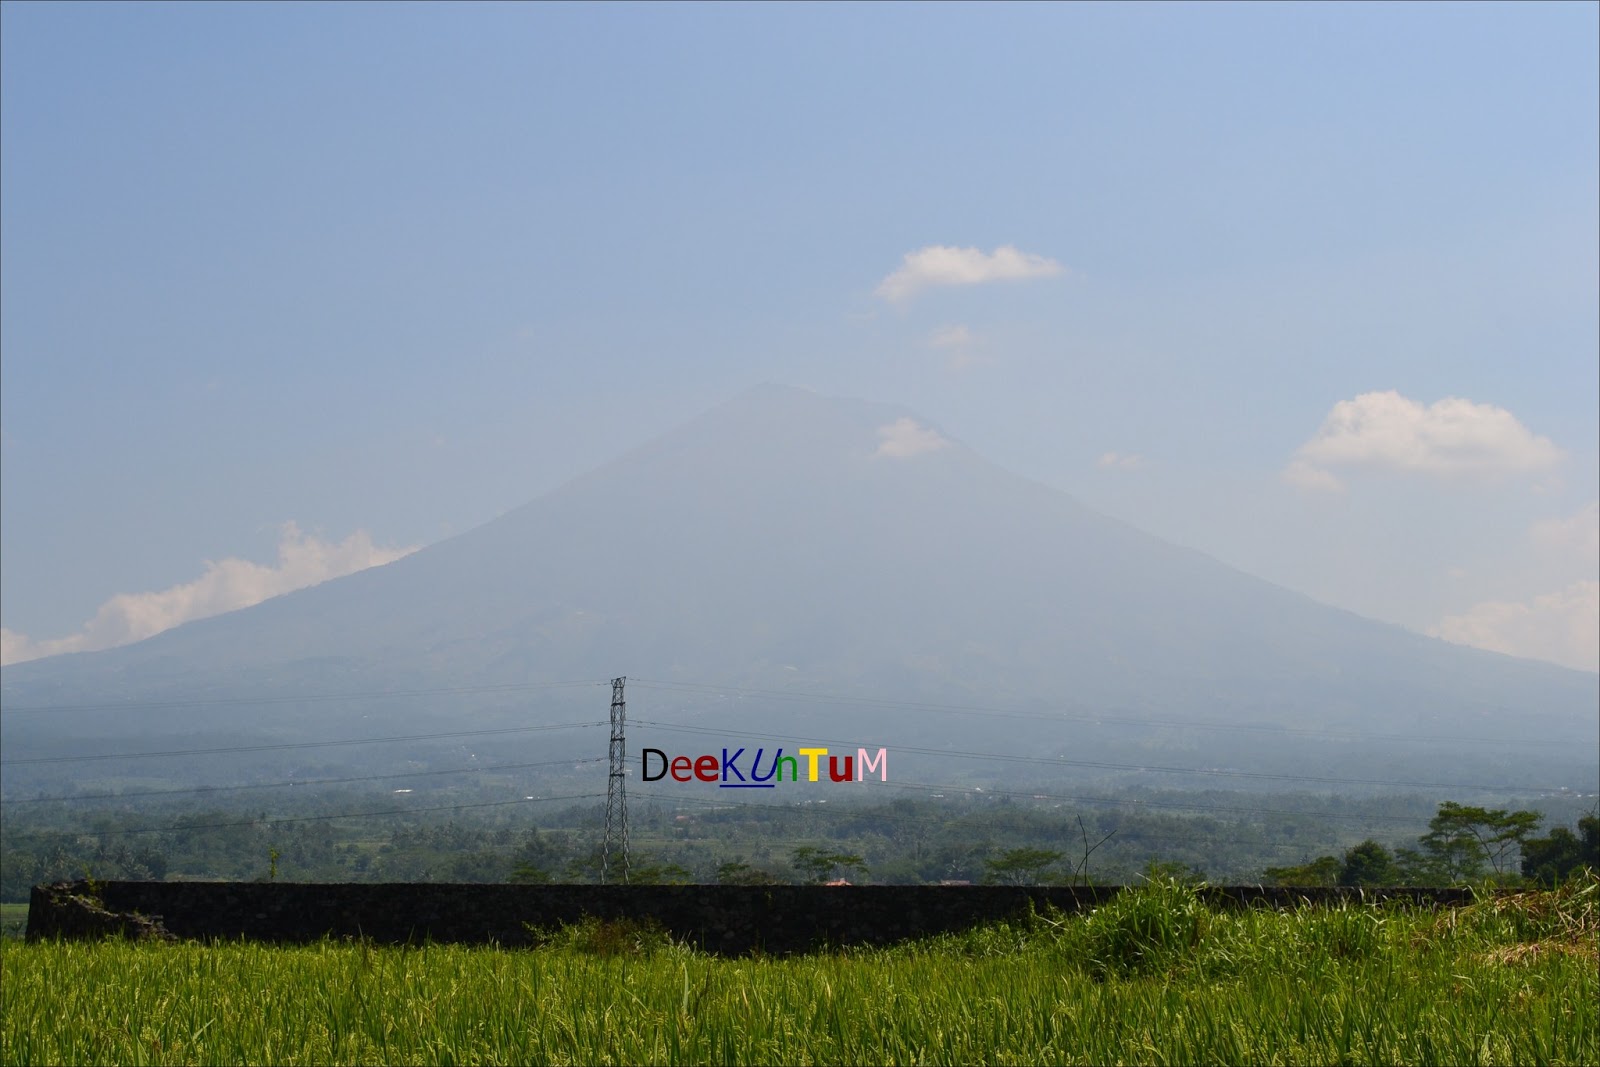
3,878,1595,1065
0,906,25,941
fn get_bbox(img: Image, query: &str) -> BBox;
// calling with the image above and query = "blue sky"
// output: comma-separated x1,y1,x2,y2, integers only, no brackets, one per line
3,2,1596,669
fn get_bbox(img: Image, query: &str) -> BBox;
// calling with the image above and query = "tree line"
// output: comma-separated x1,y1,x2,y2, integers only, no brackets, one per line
1263,803,1600,887
4,793,1594,901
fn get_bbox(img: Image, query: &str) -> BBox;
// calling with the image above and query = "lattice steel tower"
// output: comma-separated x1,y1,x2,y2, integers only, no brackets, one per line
600,676,630,883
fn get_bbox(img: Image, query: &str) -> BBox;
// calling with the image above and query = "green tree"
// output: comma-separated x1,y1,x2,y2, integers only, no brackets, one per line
1420,803,1542,882
715,861,778,885
1392,847,1440,885
790,846,866,883
1338,840,1399,887
564,847,604,883
1521,814,1600,885
509,828,565,883
1263,855,1341,887
983,847,1065,885
509,863,552,884
628,862,693,885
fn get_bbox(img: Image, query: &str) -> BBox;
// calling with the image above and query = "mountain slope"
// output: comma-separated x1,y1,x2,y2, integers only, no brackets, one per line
4,385,1595,764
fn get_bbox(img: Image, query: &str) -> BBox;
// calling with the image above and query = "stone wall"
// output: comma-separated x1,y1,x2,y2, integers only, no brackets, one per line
28,881,1473,955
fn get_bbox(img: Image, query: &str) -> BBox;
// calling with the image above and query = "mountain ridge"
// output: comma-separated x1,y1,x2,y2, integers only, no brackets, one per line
3,385,1594,758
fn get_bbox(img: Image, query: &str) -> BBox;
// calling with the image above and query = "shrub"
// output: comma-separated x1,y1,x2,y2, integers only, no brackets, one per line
1079,877,1211,976
523,915,686,958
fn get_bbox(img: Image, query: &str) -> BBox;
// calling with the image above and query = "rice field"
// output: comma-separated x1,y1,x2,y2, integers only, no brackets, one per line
3,878,1595,1066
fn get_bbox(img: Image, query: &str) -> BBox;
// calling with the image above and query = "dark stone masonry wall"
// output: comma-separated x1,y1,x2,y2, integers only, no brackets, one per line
28,881,1474,955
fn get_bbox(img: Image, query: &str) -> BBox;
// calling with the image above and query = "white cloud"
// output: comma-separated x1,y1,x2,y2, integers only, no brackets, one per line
1531,500,1600,562
945,350,988,372
1284,391,1564,491
0,628,52,667
874,417,949,459
927,324,992,371
876,244,1064,303
1096,452,1144,469
1429,580,1599,672
928,324,975,348
0,522,419,666
1282,459,1348,493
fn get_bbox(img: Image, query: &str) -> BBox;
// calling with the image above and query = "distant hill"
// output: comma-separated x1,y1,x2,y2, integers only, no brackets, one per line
4,385,1595,792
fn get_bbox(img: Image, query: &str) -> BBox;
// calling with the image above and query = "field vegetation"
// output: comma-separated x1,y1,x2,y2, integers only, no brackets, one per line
4,876,1595,1065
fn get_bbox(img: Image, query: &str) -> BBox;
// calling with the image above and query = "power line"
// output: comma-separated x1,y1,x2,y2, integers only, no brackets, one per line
635,777,1424,826
5,669,1576,755
7,709,1553,802
629,719,1561,794
0,720,607,766
8,770,1537,862
1,757,606,806
628,790,1409,857
7,679,1581,868
19,793,606,839
0,680,606,714
868,779,1427,823
6,671,1561,751
628,677,1572,748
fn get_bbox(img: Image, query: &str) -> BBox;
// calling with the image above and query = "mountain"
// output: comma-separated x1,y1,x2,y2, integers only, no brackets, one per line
3,385,1595,789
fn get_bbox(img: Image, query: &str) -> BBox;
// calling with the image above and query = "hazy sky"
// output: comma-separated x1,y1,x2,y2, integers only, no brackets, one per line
2,2,1596,670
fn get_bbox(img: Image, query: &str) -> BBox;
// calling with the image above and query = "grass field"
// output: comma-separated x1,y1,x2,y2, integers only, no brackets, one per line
0,906,26,941
3,878,1595,1066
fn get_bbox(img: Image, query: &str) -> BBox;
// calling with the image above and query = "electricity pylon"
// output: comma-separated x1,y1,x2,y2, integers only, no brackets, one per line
600,676,629,883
